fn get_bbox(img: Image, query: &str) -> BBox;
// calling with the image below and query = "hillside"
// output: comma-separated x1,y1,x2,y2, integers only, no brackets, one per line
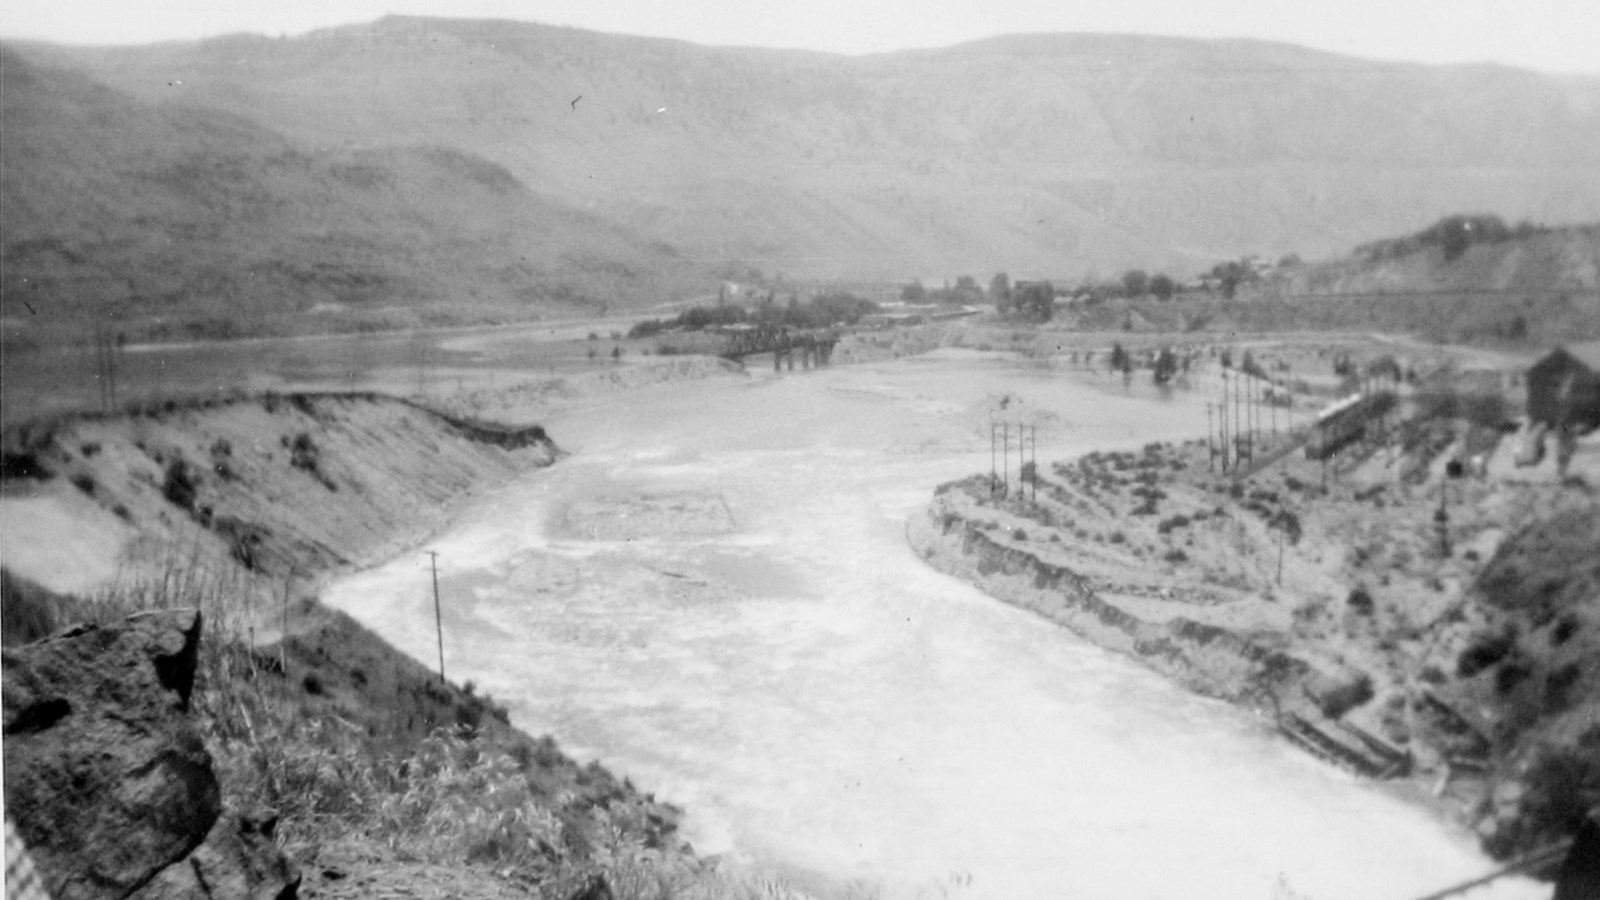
0,45,708,344
7,20,1600,342
1053,221,1600,346
18,18,1600,284
1282,220,1600,297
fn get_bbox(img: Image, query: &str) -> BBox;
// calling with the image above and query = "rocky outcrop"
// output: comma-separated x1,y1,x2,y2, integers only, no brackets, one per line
2,609,298,900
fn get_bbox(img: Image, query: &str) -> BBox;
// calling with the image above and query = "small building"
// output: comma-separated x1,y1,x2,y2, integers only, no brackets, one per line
1526,343,1600,430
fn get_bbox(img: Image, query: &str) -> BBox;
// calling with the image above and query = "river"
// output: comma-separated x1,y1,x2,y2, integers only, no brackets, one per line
323,350,1540,900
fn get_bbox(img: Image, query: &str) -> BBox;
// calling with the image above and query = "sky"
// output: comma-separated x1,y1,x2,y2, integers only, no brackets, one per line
3,0,1599,75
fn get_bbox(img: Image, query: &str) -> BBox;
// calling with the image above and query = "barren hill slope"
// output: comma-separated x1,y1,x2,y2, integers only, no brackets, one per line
0,45,706,343
23,17,1600,283
1284,222,1600,296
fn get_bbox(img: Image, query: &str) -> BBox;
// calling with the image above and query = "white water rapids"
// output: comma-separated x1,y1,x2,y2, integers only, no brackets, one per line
324,350,1542,900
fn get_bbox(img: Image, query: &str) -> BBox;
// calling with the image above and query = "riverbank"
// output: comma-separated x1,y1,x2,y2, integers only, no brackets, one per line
908,423,1600,867
0,390,716,898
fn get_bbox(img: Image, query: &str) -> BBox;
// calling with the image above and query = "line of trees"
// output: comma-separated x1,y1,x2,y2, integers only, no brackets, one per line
627,292,879,339
1073,269,1182,303
1355,214,1549,263
901,275,986,305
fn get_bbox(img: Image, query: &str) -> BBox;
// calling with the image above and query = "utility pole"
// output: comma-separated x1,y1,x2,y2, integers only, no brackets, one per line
428,551,445,683
1207,404,1215,472
281,565,295,699
1234,366,1243,468
1276,526,1285,585
1220,372,1230,472
1002,423,1010,495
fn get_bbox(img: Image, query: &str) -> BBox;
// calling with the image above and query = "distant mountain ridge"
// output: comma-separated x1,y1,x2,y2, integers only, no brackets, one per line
6,17,1600,337
0,42,704,340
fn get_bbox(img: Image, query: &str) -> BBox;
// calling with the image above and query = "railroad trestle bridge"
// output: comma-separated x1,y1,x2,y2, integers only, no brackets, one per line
717,325,840,371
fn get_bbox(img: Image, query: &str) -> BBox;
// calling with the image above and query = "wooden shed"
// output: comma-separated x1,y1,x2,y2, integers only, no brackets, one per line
1526,343,1600,430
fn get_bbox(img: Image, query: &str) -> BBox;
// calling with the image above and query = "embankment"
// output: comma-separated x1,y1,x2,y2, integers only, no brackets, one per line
1,391,557,591
1,391,712,898
908,487,1351,727
908,433,1600,866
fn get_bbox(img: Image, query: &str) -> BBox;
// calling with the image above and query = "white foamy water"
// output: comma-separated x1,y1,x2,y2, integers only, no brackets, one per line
324,351,1541,900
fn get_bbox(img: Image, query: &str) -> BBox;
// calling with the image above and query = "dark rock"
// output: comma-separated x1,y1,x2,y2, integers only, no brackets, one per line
1554,814,1600,900
2,608,295,900
4,609,215,899
566,873,613,900
131,809,299,900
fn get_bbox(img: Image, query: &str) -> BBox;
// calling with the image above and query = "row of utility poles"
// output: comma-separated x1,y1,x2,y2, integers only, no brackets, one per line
1207,368,1283,474
989,415,1038,502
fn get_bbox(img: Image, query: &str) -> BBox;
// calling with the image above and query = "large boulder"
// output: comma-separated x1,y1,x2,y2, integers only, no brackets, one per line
2,608,297,900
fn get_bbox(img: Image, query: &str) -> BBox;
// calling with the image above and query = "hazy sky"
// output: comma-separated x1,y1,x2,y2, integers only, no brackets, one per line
4,0,1599,74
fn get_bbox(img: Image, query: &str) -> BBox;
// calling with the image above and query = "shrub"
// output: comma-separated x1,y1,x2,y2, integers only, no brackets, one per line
1551,615,1581,647
1495,659,1532,695
71,472,96,496
210,438,236,480
289,433,318,471
1347,587,1375,615
1157,514,1191,535
162,458,198,511
1545,663,1582,710
1457,629,1516,678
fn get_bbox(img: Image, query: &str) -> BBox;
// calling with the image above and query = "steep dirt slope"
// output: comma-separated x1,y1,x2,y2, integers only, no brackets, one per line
0,392,556,595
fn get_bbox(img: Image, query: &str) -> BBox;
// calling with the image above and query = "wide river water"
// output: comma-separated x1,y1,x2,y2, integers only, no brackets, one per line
324,350,1540,900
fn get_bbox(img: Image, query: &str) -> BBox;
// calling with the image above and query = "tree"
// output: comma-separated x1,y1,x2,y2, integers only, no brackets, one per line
989,273,1011,306
1013,280,1055,322
1212,261,1246,300
1121,269,1149,298
1150,273,1176,302
1110,342,1128,372
1152,347,1178,385
901,280,927,302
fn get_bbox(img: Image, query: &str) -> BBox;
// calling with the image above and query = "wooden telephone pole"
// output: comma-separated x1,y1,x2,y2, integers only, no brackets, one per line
427,551,445,682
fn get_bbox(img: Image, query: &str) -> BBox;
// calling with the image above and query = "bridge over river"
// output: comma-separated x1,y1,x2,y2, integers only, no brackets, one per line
716,325,840,371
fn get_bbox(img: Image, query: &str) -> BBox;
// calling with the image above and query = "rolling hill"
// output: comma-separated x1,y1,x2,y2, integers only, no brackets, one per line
6,17,1600,340
0,44,707,343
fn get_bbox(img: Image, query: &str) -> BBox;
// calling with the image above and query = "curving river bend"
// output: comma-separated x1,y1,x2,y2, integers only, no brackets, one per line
324,350,1540,900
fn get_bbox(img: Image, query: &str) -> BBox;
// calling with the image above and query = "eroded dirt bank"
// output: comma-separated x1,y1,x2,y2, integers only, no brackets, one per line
908,436,1600,867
1,392,556,593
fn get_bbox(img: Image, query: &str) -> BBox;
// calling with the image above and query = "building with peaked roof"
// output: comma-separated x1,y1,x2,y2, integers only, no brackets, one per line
1526,343,1600,430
